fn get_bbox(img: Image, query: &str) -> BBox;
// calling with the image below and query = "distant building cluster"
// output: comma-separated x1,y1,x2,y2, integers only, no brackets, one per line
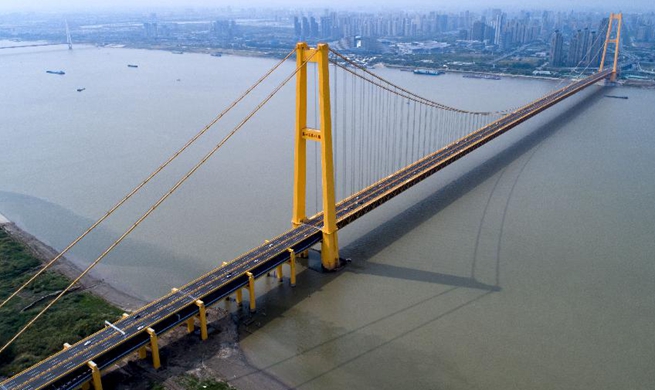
290,9,569,51
463,10,545,50
287,10,654,69
634,17,654,42
131,8,655,74
549,18,608,68
211,20,237,39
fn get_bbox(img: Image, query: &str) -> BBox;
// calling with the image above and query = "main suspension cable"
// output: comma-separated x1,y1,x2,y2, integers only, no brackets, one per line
0,49,295,312
0,49,315,356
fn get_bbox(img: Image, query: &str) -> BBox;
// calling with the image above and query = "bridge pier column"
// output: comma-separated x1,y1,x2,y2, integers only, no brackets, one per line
87,361,103,390
288,249,297,287
246,272,256,313
236,289,243,306
186,318,195,333
195,300,208,341
147,327,161,369
138,346,147,359
276,264,284,283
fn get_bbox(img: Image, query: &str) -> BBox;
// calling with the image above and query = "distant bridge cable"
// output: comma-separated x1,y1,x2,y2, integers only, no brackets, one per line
329,48,515,116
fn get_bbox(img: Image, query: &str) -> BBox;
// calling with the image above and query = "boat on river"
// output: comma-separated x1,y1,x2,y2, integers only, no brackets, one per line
463,73,501,80
413,69,444,76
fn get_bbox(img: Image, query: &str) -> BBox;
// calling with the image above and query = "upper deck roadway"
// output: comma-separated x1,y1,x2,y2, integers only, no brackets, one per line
0,43,66,50
1,68,612,390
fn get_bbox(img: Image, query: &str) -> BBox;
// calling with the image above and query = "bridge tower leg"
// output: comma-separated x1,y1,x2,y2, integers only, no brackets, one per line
292,42,340,271
599,13,623,82
236,289,243,306
65,19,73,50
287,248,297,287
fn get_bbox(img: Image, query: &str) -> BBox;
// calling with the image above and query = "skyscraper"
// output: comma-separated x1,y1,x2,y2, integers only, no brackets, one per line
494,13,506,47
550,30,564,66
586,30,602,67
471,20,485,41
293,17,301,38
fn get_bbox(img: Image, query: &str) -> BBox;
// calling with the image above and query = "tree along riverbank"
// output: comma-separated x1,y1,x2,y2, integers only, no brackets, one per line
0,225,123,378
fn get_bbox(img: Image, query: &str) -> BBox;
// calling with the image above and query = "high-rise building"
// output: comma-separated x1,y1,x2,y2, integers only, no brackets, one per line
471,20,485,41
302,17,310,39
568,29,584,66
310,17,319,38
211,20,235,40
320,16,332,38
484,25,496,42
494,13,506,47
293,17,301,38
550,30,564,66
586,30,602,67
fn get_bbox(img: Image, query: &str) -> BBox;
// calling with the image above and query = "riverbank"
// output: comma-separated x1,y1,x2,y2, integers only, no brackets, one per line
0,216,146,312
0,221,124,378
116,42,655,89
0,214,289,389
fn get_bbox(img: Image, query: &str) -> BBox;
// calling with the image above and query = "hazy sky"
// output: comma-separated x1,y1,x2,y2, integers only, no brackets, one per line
0,0,651,13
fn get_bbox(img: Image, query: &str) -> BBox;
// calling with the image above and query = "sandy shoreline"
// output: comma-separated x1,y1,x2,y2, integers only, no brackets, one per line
0,217,147,312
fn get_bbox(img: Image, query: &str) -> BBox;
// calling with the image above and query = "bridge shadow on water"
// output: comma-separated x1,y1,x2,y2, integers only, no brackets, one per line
225,87,607,333
166,88,608,388
339,87,606,292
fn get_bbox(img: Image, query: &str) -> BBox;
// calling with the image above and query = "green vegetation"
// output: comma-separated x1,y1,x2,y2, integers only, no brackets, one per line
149,382,167,390
0,228,122,378
177,375,237,390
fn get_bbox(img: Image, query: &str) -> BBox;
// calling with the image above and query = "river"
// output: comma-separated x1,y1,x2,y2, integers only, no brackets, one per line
1,42,654,389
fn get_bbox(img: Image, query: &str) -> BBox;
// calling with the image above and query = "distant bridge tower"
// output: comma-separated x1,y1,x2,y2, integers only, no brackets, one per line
65,20,73,50
292,42,340,271
599,13,622,82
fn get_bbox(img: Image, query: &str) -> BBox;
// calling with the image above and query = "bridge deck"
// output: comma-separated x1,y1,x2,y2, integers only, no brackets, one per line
0,43,66,50
1,69,611,390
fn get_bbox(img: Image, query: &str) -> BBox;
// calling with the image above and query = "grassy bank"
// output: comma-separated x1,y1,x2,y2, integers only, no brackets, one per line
0,227,122,378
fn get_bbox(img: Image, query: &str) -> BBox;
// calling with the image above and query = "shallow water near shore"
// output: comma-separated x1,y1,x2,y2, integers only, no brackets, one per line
1,42,654,389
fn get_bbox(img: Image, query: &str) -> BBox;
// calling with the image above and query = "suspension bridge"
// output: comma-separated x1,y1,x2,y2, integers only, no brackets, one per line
0,21,73,51
0,13,623,390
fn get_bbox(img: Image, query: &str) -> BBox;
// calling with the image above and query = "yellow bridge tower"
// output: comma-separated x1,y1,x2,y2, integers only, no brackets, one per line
599,13,623,82
292,42,340,271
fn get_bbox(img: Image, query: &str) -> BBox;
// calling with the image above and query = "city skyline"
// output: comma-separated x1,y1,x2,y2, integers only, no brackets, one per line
0,0,652,13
